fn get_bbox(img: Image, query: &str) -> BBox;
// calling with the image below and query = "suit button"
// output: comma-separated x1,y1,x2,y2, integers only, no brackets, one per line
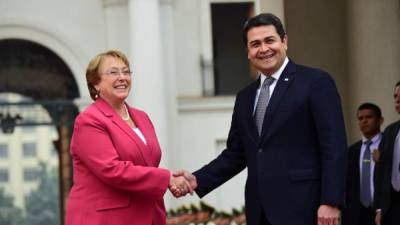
258,149,263,153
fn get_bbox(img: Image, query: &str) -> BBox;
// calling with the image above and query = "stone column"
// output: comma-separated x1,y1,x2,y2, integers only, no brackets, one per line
346,0,400,141
127,0,169,158
102,0,129,51
159,0,178,208
260,0,285,23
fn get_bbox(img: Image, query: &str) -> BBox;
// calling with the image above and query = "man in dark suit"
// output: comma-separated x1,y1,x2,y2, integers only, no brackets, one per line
175,13,347,225
374,81,400,225
342,103,383,225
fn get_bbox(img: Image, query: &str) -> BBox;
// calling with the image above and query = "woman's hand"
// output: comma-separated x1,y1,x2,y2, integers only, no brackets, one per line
168,175,193,197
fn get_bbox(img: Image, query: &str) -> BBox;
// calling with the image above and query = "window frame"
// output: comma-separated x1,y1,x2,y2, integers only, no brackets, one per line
199,0,259,96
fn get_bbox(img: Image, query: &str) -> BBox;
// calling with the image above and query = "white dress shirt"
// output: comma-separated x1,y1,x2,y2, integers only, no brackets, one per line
253,57,289,114
360,133,382,200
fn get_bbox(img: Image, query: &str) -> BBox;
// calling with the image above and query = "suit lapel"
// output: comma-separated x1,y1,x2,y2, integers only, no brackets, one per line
392,121,400,140
245,78,261,144
388,121,400,156
94,98,152,166
354,141,362,189
260,61,296,143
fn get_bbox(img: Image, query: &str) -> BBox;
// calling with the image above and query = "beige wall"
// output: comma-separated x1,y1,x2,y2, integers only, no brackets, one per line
284,0,350,138
283,0,400,143
260,0,285,22
346,0,400,143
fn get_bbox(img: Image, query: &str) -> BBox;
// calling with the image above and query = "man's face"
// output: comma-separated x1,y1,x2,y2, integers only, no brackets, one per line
357,109,382,137
394,85,400,114
247,25,288,76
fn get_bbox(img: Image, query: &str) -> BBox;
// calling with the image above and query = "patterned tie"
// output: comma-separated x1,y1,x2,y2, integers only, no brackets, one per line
360,140,372,207
391,133,400,191
254,77,275,135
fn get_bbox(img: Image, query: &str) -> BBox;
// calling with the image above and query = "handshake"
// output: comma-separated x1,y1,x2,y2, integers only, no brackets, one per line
168,170,198,198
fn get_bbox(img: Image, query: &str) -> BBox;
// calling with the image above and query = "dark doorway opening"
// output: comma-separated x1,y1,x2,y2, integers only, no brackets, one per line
211,2,254,95
0,39,79,225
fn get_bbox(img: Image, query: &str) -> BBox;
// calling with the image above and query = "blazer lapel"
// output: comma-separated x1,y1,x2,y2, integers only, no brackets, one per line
260,61,296,143
128,107,158,166
94,98,152,166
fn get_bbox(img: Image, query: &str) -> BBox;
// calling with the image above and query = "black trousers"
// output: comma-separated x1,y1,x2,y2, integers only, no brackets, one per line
382,188,400,225
359,204,375,225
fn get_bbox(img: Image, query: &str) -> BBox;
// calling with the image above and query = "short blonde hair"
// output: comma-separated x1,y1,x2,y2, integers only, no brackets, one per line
86,50,130,100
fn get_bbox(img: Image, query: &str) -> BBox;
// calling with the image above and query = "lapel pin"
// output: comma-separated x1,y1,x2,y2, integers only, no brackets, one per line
284,78,289,81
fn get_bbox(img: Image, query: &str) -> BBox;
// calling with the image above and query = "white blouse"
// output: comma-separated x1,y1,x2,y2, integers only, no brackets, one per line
133,127,147,145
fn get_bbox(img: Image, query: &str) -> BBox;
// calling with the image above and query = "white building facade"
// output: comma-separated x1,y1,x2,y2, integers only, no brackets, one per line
0,0,399,216
0,93,59,208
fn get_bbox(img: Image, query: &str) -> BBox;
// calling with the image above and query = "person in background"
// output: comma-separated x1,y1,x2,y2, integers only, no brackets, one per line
65,50,192,225
342,103,383,225
374,81,400,225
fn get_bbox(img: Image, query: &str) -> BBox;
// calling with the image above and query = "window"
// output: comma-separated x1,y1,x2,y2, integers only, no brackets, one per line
0,169,8,182
211,2,254,95
0,144,8,158
22,142,37,157
23,168,40,181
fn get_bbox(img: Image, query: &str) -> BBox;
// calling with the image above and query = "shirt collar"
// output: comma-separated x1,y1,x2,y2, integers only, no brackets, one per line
259,57,289,85
362,133,382,145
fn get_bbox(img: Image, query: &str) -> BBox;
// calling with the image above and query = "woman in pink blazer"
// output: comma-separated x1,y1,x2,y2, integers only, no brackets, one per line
66,50,192,225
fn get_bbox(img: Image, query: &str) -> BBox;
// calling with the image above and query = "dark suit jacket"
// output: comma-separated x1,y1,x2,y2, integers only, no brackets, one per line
374,120,400,218
342,139,379,225
193,60,347,225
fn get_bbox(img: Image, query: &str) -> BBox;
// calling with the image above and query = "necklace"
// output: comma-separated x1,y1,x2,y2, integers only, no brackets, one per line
121,104,130,121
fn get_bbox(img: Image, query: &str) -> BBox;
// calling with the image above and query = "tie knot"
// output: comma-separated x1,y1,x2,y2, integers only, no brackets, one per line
262,77,275,87
364,140,372,147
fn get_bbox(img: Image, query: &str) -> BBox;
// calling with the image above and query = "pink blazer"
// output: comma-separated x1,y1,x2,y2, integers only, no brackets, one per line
66,98,170,225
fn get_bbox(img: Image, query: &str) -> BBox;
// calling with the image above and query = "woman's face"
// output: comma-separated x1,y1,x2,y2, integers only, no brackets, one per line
95,56,131,105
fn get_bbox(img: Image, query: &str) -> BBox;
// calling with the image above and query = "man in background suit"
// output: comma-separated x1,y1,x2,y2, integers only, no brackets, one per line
374,81,400,225
176,13,347,225
342,103,383,225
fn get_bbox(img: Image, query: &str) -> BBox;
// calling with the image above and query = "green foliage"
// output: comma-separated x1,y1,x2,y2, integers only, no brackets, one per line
20,162,60,225
0,162,61,225
0,188,23,225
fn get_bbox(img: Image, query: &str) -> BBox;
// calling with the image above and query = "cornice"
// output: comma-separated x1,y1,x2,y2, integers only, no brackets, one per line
102,0,128,7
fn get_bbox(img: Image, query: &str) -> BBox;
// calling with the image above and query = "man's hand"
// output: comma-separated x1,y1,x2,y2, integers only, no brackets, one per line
168,174,193,198
372,149,380,163
173,170,198,191
375,211,381,225
317,205,340,225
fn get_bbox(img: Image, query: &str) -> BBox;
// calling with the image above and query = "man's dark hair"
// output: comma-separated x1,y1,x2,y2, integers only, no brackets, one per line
358,102,382,118
242,13,286,46
396,80,400,87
